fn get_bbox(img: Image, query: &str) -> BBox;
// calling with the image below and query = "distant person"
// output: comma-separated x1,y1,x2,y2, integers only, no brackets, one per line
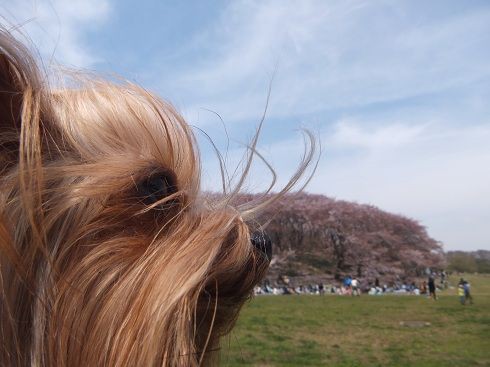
409,282,416,295
463,280,474,305
343,275,352,295
319,283,325,295
458,278,466,305
351,277,360,296
375,277,380,288
441,270,447,288
428,276,437,300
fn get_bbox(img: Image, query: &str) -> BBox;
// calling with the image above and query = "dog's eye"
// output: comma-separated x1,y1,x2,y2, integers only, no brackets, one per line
136,170,177,205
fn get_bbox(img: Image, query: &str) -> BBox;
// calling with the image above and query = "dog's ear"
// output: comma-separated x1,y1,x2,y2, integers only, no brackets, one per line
0,30,42,162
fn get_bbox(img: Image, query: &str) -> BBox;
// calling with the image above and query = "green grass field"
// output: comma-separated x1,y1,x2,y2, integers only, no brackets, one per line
220,274,490,366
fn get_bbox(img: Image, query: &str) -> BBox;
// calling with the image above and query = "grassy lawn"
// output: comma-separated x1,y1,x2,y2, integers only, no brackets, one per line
220,274,490,366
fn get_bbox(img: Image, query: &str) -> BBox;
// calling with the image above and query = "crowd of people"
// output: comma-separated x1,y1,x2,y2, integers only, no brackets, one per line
254,271,473,304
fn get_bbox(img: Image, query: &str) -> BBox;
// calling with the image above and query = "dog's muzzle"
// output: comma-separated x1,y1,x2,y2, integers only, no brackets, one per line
251,231,272,262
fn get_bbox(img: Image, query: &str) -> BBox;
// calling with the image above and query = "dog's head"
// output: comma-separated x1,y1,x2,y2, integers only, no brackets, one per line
0,31,313,366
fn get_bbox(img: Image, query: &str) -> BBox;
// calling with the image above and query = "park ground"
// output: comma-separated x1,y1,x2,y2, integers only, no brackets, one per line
220,274,490,366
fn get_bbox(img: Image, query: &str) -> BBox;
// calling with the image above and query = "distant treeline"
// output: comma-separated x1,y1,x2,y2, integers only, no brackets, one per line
446,250,490,274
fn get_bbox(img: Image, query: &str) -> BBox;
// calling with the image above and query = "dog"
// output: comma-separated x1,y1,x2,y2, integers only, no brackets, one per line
0,29,314,366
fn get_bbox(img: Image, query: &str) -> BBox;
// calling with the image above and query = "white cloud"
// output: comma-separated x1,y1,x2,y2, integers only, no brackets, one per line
166,0,490,125
310,121,490,251
201,115,490,251
186,1,490,251
330,120,428,149
0,0,110,67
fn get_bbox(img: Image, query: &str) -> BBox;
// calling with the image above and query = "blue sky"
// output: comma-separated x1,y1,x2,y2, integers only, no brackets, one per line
1,0,489,251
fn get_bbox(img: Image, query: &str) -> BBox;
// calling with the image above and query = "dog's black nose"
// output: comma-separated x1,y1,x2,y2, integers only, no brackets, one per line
251,231,272,261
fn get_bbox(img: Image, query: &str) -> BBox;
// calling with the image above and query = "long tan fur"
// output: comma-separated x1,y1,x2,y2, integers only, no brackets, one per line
0,29,315,366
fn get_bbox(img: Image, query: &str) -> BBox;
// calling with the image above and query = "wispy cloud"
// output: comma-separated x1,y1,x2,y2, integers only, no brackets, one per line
330,120,428,149
182,1,490,250
201,112,490,251
315,120,490,251
0,0,110,67
155,0,490,125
